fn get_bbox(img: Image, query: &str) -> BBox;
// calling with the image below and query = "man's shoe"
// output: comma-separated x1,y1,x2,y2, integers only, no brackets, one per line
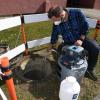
85,70,98,81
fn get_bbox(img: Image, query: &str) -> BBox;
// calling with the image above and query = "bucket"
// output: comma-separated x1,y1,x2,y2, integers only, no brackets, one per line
59,76,80,100
57,45,88,83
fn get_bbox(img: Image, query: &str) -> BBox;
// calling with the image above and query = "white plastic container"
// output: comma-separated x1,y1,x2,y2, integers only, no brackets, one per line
59,76,80,100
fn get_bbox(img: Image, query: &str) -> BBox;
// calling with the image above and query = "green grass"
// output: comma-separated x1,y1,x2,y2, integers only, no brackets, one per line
0,21,100,100
0,21,52,48
24,21,52,40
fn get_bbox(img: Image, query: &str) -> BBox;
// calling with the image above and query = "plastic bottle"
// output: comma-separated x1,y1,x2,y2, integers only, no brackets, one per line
59,76,80,100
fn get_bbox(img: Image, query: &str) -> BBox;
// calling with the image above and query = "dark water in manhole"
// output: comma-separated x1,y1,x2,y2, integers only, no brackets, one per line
24,70,46,81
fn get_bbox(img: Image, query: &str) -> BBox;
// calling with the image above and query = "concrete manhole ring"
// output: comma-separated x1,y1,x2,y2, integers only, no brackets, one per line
15,55,52,83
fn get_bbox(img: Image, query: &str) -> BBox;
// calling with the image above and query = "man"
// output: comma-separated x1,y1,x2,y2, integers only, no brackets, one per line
48,6,99,81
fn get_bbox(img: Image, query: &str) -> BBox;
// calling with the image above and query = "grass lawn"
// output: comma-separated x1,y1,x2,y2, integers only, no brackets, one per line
0,21,100,100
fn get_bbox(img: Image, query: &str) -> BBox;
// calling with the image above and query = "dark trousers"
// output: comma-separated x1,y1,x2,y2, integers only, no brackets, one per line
82,38,99,71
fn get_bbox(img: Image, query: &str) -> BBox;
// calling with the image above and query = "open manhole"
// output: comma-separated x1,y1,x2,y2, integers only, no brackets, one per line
15,55,52,83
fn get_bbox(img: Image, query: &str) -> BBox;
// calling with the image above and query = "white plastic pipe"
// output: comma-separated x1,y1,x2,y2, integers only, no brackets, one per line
0,44,25,62
0,16,21,31
0,88,7,100
24,13,49,24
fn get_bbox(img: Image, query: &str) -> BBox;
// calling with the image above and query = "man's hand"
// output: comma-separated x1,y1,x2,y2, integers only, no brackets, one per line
47,43,56,52
75,40,83,46
80,35,85,41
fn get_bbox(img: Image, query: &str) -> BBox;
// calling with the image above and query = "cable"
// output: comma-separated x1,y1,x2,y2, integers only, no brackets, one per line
14,29,21,47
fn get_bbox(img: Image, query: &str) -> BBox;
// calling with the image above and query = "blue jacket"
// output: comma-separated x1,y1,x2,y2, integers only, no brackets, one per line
51,9,89,45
